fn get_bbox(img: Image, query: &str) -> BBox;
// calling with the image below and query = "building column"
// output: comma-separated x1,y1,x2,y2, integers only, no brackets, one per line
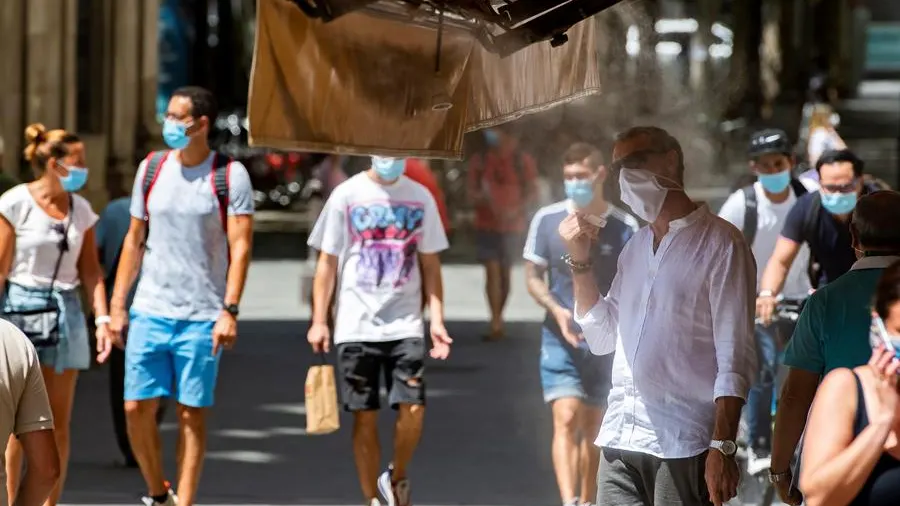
0,0,26,176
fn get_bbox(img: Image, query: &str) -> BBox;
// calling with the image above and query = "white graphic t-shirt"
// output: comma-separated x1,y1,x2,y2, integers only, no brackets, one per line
307,172,449,345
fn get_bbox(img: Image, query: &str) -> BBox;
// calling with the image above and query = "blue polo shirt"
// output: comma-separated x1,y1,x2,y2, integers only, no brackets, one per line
780,192,856,286
523,201,638,339
783,255,900,376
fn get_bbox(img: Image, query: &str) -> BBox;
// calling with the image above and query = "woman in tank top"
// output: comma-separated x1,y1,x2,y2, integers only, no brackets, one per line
799,259,900,505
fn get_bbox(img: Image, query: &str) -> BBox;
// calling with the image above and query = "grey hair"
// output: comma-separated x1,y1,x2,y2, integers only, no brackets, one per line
851,191,900,250
614,126,686,178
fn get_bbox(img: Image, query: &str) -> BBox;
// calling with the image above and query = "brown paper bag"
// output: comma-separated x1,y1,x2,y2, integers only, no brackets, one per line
305,358,340,435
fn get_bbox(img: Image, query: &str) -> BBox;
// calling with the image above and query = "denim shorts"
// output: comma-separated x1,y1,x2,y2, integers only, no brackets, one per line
540,326,613,406
124,310,220,408
475,231,523,265
2,282,91,373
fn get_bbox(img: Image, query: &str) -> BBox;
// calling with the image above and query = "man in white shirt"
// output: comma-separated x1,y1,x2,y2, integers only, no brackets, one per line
561,126,757,506
717,129,813,474
307,156,452,506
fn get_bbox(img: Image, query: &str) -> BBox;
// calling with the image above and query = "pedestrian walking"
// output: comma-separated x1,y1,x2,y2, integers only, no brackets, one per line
0,124,117,506
524,142,637,506
0,319,60,506
108,86,255,506
307,155,452,506
564,126,757,506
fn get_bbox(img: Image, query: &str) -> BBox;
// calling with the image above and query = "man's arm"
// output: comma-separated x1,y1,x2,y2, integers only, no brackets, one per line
110,218,146,313
524,262,563,314
311,252,338,325
419,252,444,324
759,237,802,296
224,215,253,307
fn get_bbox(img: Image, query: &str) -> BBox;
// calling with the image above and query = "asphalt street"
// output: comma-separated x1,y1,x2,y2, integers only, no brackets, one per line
60,260,778,506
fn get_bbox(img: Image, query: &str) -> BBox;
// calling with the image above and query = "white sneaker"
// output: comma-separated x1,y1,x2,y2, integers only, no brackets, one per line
746,447,772,476
368,499,382,506
141,486,177,506
377,465,411,506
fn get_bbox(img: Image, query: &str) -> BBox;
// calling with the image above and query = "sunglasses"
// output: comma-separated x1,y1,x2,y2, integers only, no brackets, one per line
49,223,70,252
610,149,670,173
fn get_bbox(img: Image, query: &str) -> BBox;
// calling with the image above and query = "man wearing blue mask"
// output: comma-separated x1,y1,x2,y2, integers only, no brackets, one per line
108,86,255,506
307,156,452,506
718,129,815,476
757,149,872,326
523,143,637,506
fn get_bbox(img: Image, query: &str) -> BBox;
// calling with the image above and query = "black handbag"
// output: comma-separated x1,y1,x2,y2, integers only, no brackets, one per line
4,196,72,348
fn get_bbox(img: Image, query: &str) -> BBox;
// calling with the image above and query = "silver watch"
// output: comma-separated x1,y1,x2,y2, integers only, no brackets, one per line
709,439,737,457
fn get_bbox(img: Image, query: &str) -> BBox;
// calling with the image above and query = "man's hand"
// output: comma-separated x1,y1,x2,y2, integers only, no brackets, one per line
308,322,331,353
95,324,115,363
558,213,597,262
553,307,582,347
429,321,453,360
774,474,803,506
109,306,128,344
212,311,238,355
705,450,739,506
756,294,777,325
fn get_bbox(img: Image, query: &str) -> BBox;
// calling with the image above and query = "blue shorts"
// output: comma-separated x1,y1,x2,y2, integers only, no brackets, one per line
475,231,522,265
124,310,220,408
2,283,91,373
540,327,613,406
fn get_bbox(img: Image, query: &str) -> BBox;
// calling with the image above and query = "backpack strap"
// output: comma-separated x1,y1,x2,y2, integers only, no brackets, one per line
210,152,232,234
804,192,823,288
741,185,758,247
789,178,809,198
141,150,170,245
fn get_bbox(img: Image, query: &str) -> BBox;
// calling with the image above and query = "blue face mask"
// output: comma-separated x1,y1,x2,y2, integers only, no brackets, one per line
162,119,191,150
758,170,791,194
59,166,89,192
564,179,594,208
821,191,858,215
484,129,500,147
371,156,405,181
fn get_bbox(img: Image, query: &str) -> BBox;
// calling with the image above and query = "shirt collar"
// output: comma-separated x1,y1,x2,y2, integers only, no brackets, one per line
669,204,709,231
850,255,900,271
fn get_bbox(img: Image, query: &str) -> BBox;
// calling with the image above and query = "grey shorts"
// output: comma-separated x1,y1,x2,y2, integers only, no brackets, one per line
597,448,712,506
336,338,426,412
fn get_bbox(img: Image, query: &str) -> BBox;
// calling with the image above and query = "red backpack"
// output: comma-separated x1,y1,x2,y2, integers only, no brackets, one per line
141,150,233,234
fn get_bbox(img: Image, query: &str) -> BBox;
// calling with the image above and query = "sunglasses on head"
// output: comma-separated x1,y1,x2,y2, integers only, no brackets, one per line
610,148,670,173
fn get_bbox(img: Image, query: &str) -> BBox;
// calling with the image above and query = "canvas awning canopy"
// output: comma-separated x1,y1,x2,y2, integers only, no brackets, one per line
247,0,622,159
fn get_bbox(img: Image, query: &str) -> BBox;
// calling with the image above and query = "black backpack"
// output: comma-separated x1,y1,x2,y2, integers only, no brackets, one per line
740,179,811,246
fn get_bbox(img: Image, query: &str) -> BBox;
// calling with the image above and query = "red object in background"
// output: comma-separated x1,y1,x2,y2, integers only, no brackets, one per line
404,158,451,232
265,151,306,181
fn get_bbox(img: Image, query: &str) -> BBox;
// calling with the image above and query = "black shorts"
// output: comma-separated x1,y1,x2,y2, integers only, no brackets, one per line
336,338,426,411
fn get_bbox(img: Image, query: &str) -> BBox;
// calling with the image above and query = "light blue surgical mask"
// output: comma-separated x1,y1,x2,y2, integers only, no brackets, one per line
59,165,89,192
371,156,405,181
484,129,500,147
162,119,191,150
758,170,791,194
820,191,857,215
565,179,594,208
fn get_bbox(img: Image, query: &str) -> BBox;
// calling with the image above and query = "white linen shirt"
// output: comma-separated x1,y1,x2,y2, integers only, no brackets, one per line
574,205,757,459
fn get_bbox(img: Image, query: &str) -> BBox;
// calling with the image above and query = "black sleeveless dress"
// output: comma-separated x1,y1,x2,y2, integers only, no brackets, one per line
849,373,900,505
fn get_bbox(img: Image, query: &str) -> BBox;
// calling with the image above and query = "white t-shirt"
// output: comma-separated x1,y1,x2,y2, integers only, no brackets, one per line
718,182,812,299
0,185,98,290
307,173,449,345
807,127,844,166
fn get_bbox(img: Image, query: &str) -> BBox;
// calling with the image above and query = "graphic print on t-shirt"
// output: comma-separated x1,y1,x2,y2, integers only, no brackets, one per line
349,200,425,291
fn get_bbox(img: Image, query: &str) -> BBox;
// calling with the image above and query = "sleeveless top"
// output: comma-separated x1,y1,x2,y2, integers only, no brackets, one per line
850,372,900,505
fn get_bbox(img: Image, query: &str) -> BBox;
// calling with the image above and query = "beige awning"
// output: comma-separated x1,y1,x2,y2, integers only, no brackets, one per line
247,0,602,159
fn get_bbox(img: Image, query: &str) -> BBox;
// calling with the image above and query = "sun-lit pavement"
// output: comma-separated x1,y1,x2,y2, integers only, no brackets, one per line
60,260,778,506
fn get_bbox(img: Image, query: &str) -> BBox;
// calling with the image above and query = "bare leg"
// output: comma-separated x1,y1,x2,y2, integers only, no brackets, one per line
174,405,207,506
391,404,425,481
125,398,168,498
353,411,381,502
484,260,505,338
6,435,21,504
579,404,605,504
551,398,581,505
39,368,78,506
499,263,512,317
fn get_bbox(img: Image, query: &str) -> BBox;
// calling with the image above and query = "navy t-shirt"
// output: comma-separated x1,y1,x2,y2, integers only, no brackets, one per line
780,191,856,286
96,197,137,309
523,201,638,339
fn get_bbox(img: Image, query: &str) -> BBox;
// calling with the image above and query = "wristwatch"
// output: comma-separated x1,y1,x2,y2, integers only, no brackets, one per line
709,439,737,457
223,303,240,317
768,469,791,484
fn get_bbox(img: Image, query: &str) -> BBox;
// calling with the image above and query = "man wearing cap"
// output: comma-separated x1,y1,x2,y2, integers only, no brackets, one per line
717,129,814,475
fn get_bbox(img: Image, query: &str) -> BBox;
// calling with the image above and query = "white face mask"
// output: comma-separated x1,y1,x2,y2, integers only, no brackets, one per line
619,168,675,222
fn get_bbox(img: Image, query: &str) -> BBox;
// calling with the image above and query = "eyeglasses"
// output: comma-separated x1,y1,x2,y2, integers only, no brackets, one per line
610,149,670,173
821,179,859,194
